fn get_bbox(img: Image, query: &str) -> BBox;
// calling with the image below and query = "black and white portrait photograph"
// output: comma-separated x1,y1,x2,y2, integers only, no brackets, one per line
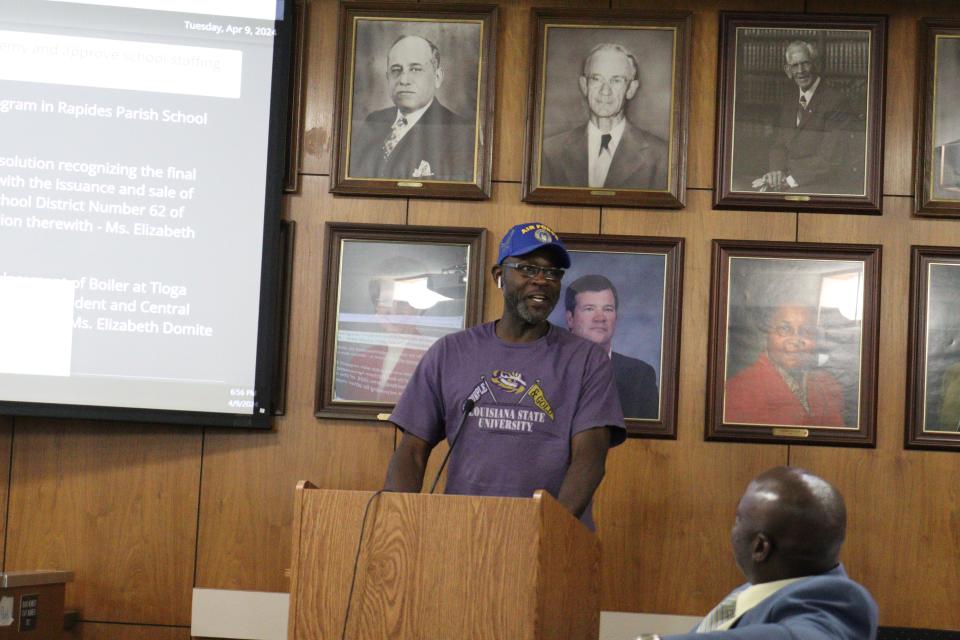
548,234,683,437
707,241,880,447
714,13,886,213
522,10,691,209
906,247,960,450
316,223,485,420
916,21,960,215
331,3,497,199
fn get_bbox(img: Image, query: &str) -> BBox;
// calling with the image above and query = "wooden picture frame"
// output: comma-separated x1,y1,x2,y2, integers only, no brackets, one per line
271,220,296,416
522,10,691,209
905,246,960,450
914,19,960,216
706,240,880,447
713,13,886,214
316,223,486,420
329,2,497,200
548,234,684,437
283,0,308,194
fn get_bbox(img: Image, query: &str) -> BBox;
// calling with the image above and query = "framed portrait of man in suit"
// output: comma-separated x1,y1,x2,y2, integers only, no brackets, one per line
315,223,486,420
330,2,497,200
714,13,886,214
906,247,960,451
521,10,692,209
546,234,683,437
915,20,960,216
706,240,880,447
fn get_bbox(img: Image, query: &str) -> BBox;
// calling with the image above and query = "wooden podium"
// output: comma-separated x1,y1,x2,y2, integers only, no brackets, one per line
287,483,600,640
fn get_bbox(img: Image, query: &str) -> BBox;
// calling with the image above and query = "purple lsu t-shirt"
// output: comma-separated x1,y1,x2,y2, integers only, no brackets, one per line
390,322,626,523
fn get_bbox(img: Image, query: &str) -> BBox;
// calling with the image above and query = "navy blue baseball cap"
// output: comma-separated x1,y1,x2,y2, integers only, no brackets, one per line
496,222,571,268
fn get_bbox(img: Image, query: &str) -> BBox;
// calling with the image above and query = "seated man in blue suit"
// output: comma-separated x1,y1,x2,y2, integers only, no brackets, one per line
642,466,878,640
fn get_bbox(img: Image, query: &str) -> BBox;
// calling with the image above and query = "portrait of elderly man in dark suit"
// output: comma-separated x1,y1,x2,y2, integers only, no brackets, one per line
752,40,864,196
540,43,668,190
349,34,476,182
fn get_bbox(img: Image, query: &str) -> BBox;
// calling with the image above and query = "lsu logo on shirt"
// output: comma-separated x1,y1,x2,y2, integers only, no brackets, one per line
490,370,526,394
482,370,556,422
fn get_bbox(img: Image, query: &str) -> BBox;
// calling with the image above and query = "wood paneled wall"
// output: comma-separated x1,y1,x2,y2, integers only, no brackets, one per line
3,1,959,637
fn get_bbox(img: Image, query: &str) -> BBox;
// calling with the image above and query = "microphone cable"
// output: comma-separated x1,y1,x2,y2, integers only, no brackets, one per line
339,489,384,640
429,399,475,494
340,398,476,636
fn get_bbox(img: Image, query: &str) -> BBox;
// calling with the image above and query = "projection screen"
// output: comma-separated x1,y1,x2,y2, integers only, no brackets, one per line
0,0,292,427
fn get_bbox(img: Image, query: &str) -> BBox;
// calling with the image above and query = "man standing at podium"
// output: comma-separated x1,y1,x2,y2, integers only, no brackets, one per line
383,222,626,528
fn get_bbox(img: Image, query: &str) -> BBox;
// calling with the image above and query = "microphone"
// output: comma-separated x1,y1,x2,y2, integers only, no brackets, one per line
428,398,476,494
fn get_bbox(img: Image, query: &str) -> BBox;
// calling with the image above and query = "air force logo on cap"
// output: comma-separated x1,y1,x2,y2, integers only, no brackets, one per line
496,221,571,268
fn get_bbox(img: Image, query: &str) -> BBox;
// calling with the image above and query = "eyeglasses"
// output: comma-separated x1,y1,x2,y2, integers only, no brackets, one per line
585,74,630,89
501,263,565,281
785,61,814,72
773,322,818,339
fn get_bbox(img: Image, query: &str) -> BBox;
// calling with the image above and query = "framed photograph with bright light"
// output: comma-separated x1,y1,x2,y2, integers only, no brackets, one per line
706,240,880,447
905,246,960,450
316,223,486,420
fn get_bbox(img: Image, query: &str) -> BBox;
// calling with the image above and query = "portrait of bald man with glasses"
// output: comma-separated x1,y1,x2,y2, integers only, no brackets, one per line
348,32,476,182
539,42,669,190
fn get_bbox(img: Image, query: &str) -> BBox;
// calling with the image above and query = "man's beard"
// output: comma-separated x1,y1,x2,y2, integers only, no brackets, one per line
505,288,553,325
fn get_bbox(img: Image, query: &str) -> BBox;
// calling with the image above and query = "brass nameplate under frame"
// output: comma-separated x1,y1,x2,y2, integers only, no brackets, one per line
772,427,810,438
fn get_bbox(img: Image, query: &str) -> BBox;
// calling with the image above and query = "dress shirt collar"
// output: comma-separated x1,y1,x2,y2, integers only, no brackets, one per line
799,77,822,107
731,576,805,623
587,118,626,158
393,98,434,131
716,565,844,631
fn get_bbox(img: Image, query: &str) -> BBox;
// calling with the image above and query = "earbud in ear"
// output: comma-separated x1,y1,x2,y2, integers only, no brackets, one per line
497,277,503,289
